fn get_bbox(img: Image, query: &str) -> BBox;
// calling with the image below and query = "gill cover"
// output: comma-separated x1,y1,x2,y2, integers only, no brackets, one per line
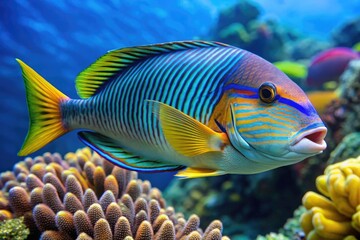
227,104,251,152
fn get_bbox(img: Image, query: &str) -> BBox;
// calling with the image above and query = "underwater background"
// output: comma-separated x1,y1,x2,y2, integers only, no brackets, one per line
1,0,360,239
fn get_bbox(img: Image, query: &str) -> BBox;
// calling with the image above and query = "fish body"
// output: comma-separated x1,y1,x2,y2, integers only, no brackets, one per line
17,41,327,178
306,47,359,88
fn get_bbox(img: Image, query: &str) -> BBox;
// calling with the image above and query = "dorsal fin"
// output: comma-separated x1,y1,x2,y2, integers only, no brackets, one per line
75,40,229,98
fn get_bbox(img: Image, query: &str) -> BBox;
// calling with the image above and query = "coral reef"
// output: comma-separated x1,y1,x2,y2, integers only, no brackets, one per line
212,0,331,63
0,148,227,240
165,167,302,239
212,0,297,62
0,217,29,240
300,156,360,239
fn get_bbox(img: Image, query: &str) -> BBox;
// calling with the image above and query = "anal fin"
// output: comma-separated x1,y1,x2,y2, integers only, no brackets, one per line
175,167,225,178
78,131,184,172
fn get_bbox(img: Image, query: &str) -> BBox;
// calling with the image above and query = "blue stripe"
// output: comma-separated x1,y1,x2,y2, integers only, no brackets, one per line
245,136,289,142
235,114,295,125
223,83,257,93
278,97,313,116
241,129,287,135
224,83,314,116
237,121,288,130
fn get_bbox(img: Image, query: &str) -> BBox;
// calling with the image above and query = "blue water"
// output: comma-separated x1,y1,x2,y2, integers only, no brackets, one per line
0,0,358,189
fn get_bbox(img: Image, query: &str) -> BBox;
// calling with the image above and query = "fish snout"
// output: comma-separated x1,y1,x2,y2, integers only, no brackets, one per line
290,126,327,154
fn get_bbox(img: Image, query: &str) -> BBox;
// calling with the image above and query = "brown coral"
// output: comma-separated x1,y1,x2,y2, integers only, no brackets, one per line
0,147,227,239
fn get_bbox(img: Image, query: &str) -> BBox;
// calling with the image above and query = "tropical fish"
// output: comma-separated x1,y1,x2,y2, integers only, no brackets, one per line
306,47,359,88
17,41,327,178
273,61,307,79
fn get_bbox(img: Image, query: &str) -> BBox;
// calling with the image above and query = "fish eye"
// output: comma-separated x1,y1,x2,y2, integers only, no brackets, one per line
259,82,277,103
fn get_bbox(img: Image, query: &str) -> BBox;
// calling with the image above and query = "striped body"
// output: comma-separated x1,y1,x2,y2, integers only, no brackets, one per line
62,45,245,169
17,41,327,177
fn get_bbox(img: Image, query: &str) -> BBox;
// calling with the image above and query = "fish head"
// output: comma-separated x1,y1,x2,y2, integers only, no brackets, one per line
222,54,327,168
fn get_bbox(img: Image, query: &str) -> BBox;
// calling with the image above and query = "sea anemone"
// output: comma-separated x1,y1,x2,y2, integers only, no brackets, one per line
300,155,360,239
0,147,228,240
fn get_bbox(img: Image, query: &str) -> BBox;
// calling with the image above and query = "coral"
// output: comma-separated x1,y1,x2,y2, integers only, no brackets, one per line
0,217,30,240
0,147,227,240
300,156,360,239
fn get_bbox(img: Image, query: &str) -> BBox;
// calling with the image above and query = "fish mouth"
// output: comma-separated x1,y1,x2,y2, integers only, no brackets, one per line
290,126,327,154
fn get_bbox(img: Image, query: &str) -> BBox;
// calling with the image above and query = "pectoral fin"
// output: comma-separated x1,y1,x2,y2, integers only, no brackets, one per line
78,131,185,172
148,100,229,157
175,167,225,178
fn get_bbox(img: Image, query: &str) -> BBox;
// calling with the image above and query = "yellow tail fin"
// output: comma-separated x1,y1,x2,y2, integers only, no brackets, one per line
16,59,70,156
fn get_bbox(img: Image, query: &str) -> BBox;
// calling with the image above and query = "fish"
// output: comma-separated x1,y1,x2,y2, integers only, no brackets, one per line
16,40,327,178
306,47,359,88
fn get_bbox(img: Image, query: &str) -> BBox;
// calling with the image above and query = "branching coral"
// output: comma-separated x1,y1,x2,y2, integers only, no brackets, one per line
300,156,360,239
0,147,227,240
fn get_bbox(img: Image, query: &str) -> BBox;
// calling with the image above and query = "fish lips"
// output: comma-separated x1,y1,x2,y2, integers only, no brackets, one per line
289,126,327,154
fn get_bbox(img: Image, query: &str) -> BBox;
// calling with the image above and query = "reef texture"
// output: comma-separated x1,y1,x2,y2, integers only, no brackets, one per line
0,147,227,240
301,155,360,239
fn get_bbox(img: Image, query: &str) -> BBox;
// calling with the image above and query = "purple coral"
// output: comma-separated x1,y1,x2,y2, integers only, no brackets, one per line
0,148,227,240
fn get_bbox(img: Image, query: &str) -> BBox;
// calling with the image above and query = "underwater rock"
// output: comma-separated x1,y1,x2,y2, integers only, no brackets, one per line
300,155,360,239
164,167,302,239
333,17,360,48
0,147,227,240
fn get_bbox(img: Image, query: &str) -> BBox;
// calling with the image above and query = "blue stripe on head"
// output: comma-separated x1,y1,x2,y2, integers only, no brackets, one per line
224,83,315,116
277,97,313,116
223,83,257,93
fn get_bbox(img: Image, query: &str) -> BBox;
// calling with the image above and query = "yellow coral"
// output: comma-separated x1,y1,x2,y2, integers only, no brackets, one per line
301,156,360,239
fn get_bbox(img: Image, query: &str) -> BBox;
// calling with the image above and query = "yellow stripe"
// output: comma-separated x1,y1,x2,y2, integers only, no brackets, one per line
241,132,288,138
236,117,294,128
239,125,286,132
249,139,288,144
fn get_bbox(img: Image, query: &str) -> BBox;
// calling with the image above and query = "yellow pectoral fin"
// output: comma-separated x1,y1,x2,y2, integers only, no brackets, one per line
148,100,229,157
175,167,225,178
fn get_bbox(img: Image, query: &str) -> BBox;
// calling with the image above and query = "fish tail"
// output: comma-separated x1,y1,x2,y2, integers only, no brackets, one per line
16,59,70,156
